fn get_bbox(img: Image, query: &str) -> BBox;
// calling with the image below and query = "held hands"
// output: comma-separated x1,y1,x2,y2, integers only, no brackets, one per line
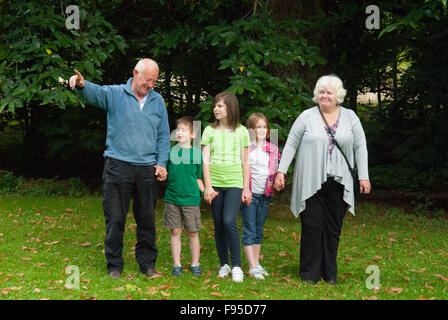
204,186,219,205
69,69,85,90
274,172,285,192
154,165,167,182
241,188,252,206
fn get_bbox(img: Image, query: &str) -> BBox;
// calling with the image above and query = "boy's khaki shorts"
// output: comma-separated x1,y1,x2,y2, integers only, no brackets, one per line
163,202,201,232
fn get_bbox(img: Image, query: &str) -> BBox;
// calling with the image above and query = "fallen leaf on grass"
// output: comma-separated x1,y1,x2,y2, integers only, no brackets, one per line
34,263,46,267
418,296,436,300
386,287,403,294
424,283,434,290
145,286,158,295
2,287,23,294
79,242,91,247
159,283,173,290
44,241,60,245
125,293,133,300
339,273,352,279
210,292,223,297
435,274,448,282
161,290,170,297
202,279,211,285
277,263,288,269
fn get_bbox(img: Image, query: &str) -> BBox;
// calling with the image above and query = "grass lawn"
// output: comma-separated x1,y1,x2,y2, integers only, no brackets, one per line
0,196,447,300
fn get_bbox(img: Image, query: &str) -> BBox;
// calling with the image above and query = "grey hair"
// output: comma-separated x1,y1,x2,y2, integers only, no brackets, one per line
134,58,159,73
312,74,347,105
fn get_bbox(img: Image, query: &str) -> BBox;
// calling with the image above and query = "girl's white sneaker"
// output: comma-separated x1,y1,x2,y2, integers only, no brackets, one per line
249,266,265,280
218,264,231,278
232,267,244,283
255,264,269,276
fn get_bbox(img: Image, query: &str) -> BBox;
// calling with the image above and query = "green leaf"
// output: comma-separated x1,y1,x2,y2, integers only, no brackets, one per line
0,101,8,112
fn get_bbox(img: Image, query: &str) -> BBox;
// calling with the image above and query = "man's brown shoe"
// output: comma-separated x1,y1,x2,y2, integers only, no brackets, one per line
141,268,162,278
109,271,121,279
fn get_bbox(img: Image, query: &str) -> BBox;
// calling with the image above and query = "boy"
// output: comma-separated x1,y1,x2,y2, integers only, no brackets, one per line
163,116,205,276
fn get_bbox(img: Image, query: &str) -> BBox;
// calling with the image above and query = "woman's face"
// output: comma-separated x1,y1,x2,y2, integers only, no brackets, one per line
318,85,337,110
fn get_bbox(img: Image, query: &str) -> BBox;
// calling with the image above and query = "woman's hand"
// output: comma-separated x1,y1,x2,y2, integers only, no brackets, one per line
241,188,252,206
274,172,285,191
359,180,371,194
204,186,219,205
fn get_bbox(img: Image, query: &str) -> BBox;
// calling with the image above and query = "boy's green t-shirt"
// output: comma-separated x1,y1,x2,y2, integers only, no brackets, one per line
201,125,250,188
164,145,203,206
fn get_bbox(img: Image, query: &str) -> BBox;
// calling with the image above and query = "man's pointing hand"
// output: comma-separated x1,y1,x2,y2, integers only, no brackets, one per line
69,69,85,90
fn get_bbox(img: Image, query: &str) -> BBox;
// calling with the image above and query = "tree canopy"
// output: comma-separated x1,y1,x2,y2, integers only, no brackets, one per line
0,0,447,192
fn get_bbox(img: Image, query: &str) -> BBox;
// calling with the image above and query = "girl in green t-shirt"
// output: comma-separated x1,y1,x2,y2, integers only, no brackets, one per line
201,92,251,283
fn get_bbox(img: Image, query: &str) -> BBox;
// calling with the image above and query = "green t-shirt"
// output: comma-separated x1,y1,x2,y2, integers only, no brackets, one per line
201,125,250,188
164,145,203,206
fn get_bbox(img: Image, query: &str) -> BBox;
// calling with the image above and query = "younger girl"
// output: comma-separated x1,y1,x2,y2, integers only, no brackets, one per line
242,113,280,280
201,92,251,283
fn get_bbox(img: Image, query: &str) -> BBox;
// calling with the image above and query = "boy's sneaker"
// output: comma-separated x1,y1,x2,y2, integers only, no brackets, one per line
190,265,202,276
217,264,231,278
249,266,265,280
172,266,183,276
231,267,244,283
255,264,269,276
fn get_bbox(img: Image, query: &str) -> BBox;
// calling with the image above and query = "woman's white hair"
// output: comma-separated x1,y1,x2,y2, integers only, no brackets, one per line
134,58,159,73
312,74,347,105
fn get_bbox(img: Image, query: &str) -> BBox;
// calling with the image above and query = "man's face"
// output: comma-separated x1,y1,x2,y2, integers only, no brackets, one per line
132,66,159,98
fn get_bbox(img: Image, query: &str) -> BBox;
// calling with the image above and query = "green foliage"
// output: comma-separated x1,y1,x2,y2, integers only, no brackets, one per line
379,0,447,37
0,171,90,197
201,11,325,140
145,3,325,139
369,162,448,193
0,0,127,112
144,0,248,126
0,170,24,193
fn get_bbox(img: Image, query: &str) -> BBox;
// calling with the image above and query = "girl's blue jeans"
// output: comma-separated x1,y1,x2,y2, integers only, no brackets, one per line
241,193,271,246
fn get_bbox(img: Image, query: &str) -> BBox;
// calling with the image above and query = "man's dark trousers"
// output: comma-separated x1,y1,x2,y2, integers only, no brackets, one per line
102,157,158,273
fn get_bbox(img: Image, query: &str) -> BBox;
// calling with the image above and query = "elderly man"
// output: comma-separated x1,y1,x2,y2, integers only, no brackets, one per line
69,59,170,278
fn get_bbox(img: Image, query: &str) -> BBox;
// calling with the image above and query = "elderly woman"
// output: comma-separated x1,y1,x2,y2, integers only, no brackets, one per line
274,74,370,285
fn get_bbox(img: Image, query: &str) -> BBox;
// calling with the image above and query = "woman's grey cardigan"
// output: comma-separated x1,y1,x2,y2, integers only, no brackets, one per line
277,106,369,217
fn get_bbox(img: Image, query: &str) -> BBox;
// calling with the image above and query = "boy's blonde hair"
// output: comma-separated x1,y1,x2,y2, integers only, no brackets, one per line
177,115,195,133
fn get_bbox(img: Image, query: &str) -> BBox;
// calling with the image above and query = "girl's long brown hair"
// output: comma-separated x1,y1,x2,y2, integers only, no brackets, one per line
210,92,240,131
